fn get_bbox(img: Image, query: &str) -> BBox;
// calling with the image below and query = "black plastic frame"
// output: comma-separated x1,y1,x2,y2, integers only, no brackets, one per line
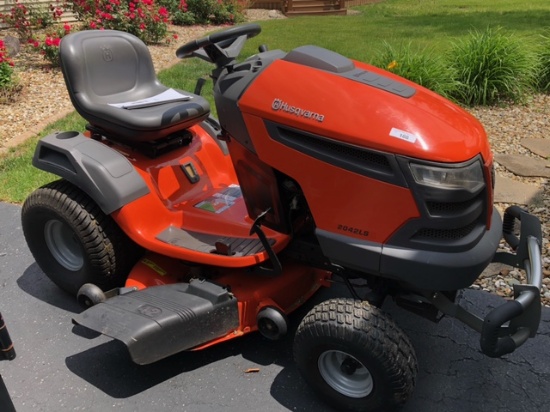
33,131,150,214
390,155,489,253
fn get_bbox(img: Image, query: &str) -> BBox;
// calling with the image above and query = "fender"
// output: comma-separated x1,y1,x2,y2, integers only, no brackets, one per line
33,131,149,214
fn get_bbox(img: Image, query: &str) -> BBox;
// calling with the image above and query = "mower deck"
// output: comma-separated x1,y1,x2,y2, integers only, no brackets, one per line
73,280,239,364
73,255,330,363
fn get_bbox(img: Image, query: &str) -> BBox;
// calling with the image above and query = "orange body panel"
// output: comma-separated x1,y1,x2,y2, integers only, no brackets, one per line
233,114,420,243
238,59,492,164
235,59,494,242
109,125,290,267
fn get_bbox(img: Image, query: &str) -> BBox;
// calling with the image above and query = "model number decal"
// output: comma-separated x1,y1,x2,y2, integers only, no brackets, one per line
337,224,369,237
272,98,325,122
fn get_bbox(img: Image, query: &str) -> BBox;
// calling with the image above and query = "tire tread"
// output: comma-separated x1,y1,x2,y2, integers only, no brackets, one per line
22,179,142,293
294,297,417,412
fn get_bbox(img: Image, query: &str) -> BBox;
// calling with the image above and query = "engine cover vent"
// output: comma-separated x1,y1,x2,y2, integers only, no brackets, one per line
265,121,407,187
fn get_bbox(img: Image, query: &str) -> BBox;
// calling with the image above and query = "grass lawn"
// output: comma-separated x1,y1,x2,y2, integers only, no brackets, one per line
1,0,550,203
163,0,550,93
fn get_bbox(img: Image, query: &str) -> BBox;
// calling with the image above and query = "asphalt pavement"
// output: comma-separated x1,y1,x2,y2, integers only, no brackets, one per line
1,201,549,412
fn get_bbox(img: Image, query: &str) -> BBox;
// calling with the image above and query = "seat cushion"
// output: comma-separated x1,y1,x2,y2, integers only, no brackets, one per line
75,87,210,142
60,30,210,142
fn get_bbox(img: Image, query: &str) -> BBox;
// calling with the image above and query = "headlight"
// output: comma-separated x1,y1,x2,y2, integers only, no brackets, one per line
409,161,484,191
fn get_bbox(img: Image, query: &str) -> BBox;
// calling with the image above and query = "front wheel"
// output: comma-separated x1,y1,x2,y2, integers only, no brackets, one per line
293,298,417,412
22,180,142,295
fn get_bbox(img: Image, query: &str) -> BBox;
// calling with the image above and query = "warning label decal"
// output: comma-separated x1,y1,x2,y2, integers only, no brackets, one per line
194,185,242,214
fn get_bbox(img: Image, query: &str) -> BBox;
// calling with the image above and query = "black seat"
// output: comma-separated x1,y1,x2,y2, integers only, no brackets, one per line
59,30,210,142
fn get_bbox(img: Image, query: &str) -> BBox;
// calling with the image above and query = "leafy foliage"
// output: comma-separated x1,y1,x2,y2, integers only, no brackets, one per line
0,41,21,103
373,42,460,100
0,0,64,42
68,0,170,44
449,27,537,105
30,24,73,66
157,0,246,26
534,32,550,93
0,40,15,88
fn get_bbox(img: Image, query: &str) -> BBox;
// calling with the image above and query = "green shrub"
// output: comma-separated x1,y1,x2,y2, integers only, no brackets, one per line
157,0,245,26
534,33,550,93
372,42,460,100
449,27,537,105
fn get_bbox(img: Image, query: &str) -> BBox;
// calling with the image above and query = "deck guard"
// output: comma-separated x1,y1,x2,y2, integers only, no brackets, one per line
72,280,239,364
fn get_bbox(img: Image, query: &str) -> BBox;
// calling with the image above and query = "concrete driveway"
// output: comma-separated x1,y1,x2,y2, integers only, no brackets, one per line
1,201,549,412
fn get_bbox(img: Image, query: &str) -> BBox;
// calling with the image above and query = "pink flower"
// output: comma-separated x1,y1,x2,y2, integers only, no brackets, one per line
158,6,168,17
90,21,97,29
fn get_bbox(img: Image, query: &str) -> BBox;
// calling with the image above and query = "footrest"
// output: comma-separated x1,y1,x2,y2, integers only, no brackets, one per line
156,226,275,256
72,280,239,364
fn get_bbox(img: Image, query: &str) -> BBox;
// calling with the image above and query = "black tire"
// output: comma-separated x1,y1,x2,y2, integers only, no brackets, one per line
293,298,417,412
21,180,143,295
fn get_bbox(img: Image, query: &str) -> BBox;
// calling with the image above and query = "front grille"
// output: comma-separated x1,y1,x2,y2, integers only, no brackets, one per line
426,197,480,216
412,221,478,241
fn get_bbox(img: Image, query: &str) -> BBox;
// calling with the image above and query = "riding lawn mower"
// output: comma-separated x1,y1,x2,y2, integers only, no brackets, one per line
20,24,543,411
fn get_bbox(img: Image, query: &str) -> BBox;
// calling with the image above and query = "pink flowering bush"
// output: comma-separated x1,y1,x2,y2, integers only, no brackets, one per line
0,0,64,42
68,0,170,44
0,1,33,42
157,0,246,26
31,23,72,66
0,40,16,89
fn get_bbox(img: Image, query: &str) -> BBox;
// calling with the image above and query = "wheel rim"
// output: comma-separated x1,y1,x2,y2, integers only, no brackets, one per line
318,350,373,398
44,219,84,271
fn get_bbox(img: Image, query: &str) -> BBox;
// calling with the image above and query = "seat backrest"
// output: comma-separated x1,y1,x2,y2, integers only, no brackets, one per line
60,30,161,110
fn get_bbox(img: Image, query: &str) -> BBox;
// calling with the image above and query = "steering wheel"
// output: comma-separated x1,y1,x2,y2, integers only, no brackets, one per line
175,23,262,62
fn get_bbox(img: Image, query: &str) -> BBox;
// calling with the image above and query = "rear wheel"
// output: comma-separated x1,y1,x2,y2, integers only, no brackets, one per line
22,180,142,295
293,298,417,412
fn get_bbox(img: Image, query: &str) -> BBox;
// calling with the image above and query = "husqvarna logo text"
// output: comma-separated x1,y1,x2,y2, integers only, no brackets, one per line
271,98,325,122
